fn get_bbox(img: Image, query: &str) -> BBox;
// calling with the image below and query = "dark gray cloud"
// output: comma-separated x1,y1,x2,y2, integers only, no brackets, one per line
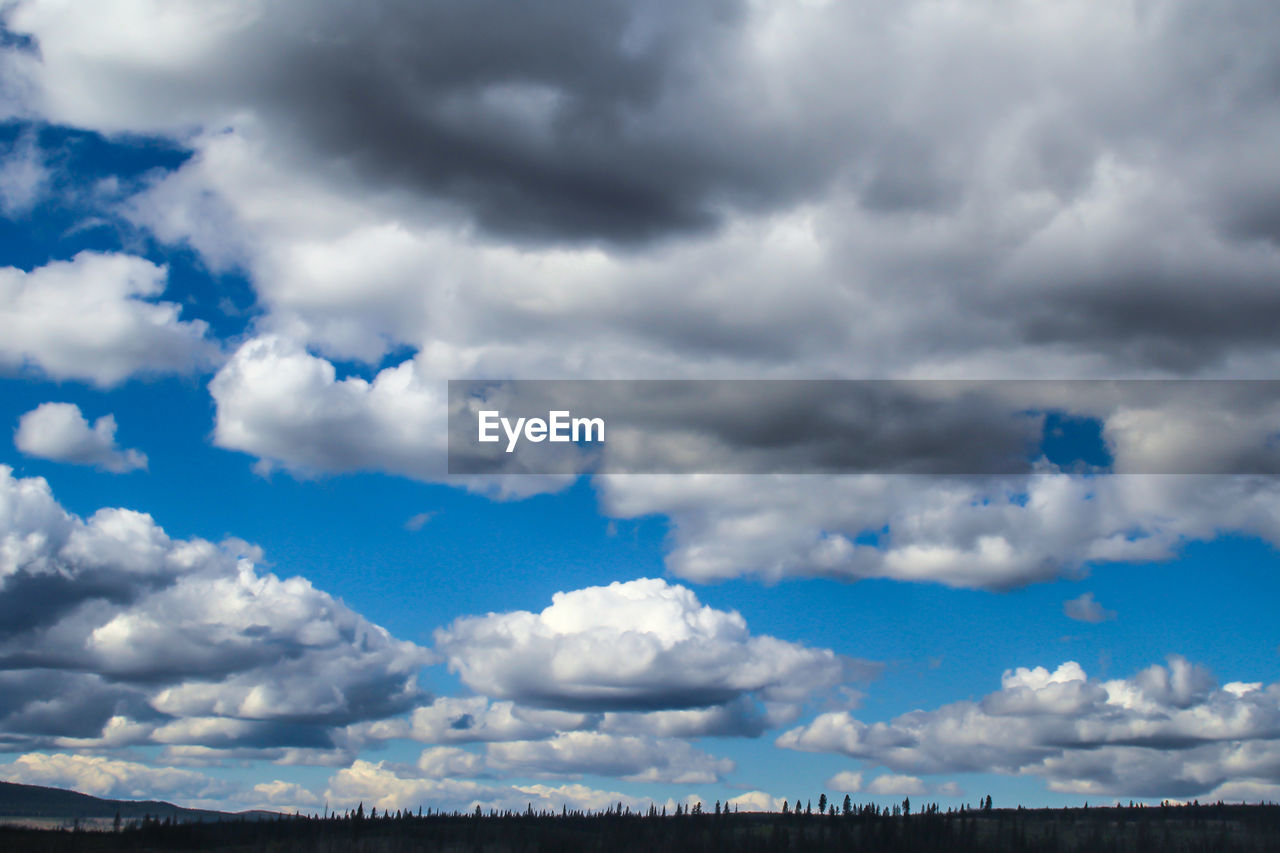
29,0,835,245
447,379,1280,476
0,670,155,748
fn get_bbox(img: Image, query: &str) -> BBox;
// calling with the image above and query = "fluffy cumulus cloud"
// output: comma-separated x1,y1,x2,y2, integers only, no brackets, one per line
15,402,147,472
434,578,869,713
209,336,445,479
415,747,487,780
0,253,217,386
727,790,786,813
779,657,1280,799
0,466,430,754
341,579,863,788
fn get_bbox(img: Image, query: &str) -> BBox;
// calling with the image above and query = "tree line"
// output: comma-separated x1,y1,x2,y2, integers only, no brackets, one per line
1,798,1277,852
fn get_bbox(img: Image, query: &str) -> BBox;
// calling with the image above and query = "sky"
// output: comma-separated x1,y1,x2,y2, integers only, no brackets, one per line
1,0,1280,816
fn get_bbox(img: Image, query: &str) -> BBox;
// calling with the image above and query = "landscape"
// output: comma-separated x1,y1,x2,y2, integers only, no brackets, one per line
4,781,1280,852
2,3,1280,852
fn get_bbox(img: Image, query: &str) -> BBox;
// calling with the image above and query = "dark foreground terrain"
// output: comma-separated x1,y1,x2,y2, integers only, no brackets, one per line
1,801,1278,853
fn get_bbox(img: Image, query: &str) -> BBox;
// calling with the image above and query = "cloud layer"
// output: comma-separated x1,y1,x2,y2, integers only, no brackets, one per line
780,657,1280,799
5,0,1279,596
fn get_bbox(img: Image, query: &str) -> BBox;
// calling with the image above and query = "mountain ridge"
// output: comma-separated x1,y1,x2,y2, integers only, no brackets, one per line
0,780,279,822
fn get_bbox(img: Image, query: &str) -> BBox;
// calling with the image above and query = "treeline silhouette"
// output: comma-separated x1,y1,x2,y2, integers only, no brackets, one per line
2,798,1278,852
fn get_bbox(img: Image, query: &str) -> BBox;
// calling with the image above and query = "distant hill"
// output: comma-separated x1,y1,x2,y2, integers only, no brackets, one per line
0,781,277,823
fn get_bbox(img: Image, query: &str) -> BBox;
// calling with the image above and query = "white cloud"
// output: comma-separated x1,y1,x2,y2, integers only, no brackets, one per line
727,790,786,812
209,335,444,479
0,252,218,386
599,472,1280,589
0,752,233,801
779,657,1280,798
15,402,147,473
434,577,867,713
324,759,650,813
1063,592,1116,623
485,732,733,784
866,774,926,796
251,780,321,810
416,747,485,780
825,770,863,792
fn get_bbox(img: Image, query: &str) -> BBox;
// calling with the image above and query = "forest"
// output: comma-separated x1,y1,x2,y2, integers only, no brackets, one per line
2,799,1278,852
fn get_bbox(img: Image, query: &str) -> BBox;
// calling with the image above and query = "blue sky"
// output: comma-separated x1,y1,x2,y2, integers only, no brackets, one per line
2,0,1280,816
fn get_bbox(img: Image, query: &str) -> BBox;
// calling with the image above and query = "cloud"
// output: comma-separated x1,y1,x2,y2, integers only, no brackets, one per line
599,472,1280,588
354,696,596,746
935,781,963,798
10,0,1280,373
1063,592,1116,623
778,657,1280,798
825,770,863,793
209,335,445,479
15,402,147,473
324,759,650,813
0,466,431,752
0,752,234,801
485,732,733,784
434,577,870,712
404,511,435,531
6,0,840,245
599,696,792,738
0,130,48,216
12,0,1276,595
416,747,486,780
866,774,926,797
359,727,734,786
727,790,786,812
251,780,321,810
0,252,218,386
